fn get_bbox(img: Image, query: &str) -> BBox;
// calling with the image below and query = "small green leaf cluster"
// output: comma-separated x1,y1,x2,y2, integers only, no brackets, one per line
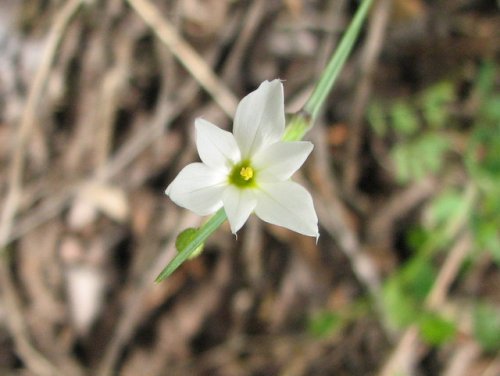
465,62,500,264
473,302,500,352
308,311,343,339
307,300,369,339
379,61,500,351
368,81,455,184
382,257,456,346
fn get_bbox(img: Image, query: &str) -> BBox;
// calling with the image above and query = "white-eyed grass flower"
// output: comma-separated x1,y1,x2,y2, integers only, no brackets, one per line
166,80,319,238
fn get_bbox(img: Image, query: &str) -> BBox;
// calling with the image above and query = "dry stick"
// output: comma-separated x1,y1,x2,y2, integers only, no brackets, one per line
304,0,385,304
315,0,347,73
95,39,132,167
443,342,481,376
481,354,500,376
6,28,222,248
126,0,238,117
96,211,198,376
0,1,86,375
220,0,267,83
7,49,201,246
93,13,217,366
96,79,202,376
96,51,219,374
367,176,437,244
343,0,392,193
0,0,84,248
378,232,472,376
4,61,204,376
303,2,383,303
311,126,382,298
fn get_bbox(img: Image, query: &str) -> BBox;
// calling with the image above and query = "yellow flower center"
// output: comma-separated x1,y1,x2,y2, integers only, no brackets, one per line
240,167,254,181
228,161,256,188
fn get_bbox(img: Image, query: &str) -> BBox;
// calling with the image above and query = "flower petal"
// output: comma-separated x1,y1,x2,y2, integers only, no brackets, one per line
196,118,241,170
255,181,318,238
165,163,226,216
233,80,285,158
222,186,257,234
253,141,313,181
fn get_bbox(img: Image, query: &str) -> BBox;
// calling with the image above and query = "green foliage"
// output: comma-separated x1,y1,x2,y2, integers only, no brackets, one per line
418,313,456,346
307,300,369,339
373,60,500,354
427,190,464,228
465,61,500,187
391,134,450,183
390,101,419,136
419,82,455,129
382,254,456,347
463,62,500,265
473,303,500,352
382,257,436,329
472,219,500,263
367,102,387,136
382,277,419,328
471,184,500,264
466,122,500,189
400,256,436,299
308,311,343,338
368,80,455,184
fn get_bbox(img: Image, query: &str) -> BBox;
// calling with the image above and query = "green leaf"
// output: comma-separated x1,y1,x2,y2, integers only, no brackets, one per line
420,81,454,129
428,190,464,229
391,134,450,184
308,311,343,338
406,227,430,251
473,218,500,265
367,102,388,136
475,60,496,100
468,123,500,182
473,303,500,352
304,0,374,120
391,101,419,136
483,95,500,120
155,208,227,282
392,144,412,183
418,313,456,346
382,277,419,329
400,257,436,300
417,134,450,173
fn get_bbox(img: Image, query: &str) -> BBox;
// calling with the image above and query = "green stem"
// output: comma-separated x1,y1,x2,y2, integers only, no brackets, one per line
155,208,227,282
304,0,374,121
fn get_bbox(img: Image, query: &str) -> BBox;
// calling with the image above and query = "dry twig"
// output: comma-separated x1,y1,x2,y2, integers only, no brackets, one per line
311,126,382,297
126,0,238,117
343,0,392,193
0,1,87,375
378,232,473,376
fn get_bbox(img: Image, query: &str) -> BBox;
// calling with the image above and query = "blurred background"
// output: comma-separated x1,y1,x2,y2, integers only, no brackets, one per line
0,0,499,375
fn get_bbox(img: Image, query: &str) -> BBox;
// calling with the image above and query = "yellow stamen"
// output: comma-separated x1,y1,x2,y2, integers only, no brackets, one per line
240,167,254,181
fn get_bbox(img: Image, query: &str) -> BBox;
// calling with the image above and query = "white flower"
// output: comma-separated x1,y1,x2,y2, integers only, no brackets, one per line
166,80,319,238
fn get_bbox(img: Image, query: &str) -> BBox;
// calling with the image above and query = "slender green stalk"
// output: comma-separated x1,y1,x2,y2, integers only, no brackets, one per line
155,208,227,282
304,0,374,121
156,0,374,282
